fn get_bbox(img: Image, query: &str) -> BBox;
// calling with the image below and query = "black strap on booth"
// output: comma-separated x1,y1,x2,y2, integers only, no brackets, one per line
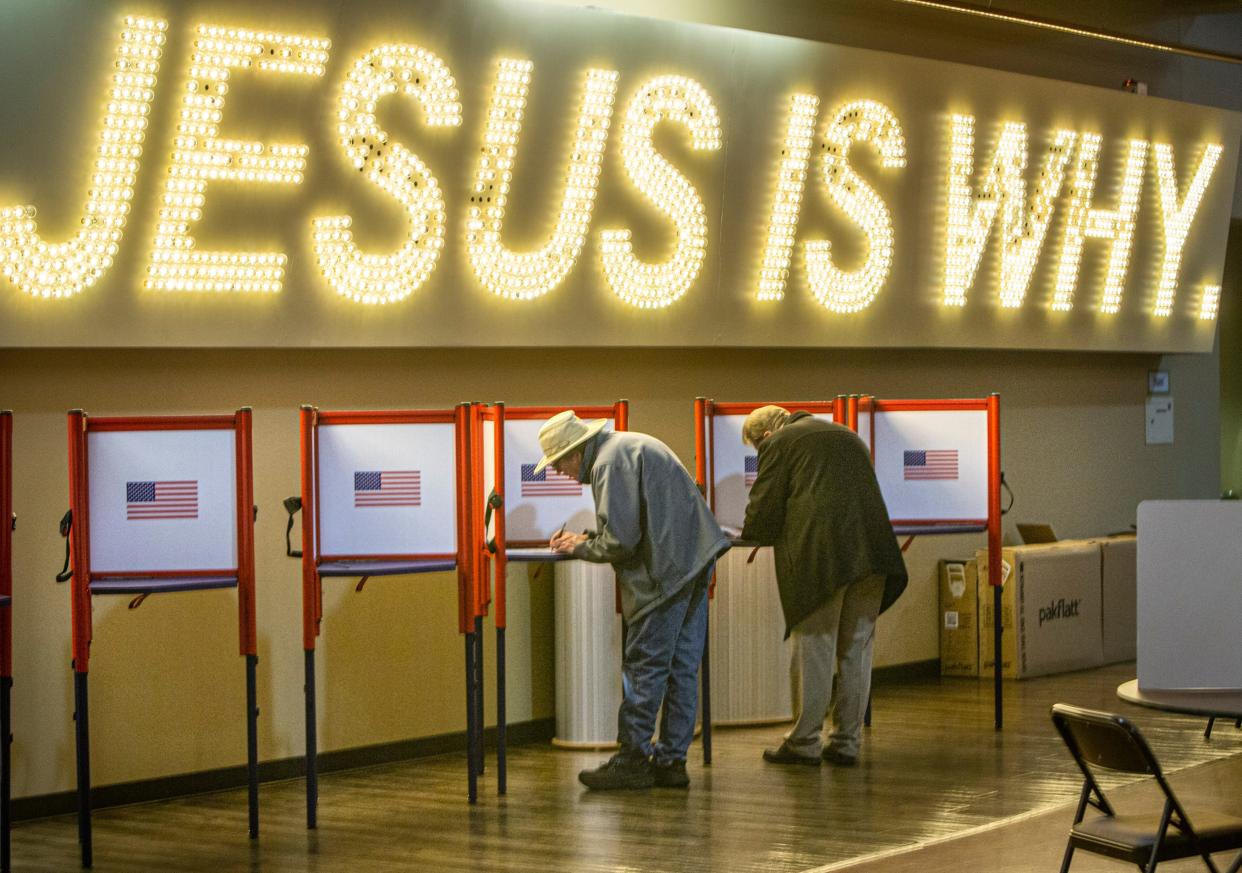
1000,472,1014,515
282,496,302,558
55,510,73,583
483,490,503,554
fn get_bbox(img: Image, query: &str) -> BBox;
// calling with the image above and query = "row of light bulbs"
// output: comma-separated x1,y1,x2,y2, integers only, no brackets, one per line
313,45,462,305
600,76,721,309
0,16,164,299
146,25,327,294
0,17,1225,317
947,117,1221,319
465,61,617,302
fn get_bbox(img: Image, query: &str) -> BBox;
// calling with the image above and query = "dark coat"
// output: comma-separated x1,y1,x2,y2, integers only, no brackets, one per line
741,412,908,636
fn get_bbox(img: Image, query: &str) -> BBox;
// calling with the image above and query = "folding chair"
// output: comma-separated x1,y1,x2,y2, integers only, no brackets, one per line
1051,703,1242,873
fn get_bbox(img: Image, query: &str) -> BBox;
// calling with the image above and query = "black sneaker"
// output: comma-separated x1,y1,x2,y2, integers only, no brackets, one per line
652,759,689,788
578,753,655,790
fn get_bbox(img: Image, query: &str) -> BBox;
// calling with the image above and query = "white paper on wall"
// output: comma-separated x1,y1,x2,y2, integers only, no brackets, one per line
88,429,238,572
503,416,612,543
316,423,457,557
710,411,834,531
873,409,988,523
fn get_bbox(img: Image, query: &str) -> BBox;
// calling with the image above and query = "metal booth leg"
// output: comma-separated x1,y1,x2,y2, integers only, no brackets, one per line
304,649,318,829
465,630,478,804
2,675,11,873
73,669,92,868
474,617,485,778
246,654,259,839
496,626,506,796
701,609,712,766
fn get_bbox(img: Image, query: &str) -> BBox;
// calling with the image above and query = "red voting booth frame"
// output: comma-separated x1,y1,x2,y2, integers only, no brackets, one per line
64,410,259,869
694,395,1005,734
469,402,628,792
296,405,477,814
0,411,12,873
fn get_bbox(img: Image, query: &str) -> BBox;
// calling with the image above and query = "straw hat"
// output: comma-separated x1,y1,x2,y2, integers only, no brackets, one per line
534,410,608,473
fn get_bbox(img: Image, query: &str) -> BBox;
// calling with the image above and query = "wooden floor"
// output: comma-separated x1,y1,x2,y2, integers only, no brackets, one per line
14,661,1242,873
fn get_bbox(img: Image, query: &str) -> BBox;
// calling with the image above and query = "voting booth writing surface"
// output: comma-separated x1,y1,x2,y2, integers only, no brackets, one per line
474,402,628,752
65,409,258,867
0,411,10,873
694,398,842,750
296,405,473,816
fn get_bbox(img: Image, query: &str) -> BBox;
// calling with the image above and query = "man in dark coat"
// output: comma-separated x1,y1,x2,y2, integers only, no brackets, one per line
740,406,907,766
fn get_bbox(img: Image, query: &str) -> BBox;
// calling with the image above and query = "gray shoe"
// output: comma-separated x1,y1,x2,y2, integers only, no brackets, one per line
578,753,656,790
821,747,858,767
762,742,821,766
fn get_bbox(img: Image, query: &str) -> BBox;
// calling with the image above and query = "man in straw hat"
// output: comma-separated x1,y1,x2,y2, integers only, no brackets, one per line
541,410,731,790
739,406,907,768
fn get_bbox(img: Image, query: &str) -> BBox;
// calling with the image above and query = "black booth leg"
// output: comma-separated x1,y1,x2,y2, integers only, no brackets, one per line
474,617,485,778
993,585,1003,731
74,670,92,868
701,610,712,766
465,631,478,804
496,626,506,796
2,675,11,873
246,654,259,840
304,649,318,829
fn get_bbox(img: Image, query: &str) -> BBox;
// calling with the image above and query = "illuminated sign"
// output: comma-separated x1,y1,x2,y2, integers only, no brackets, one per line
0,0,1238,351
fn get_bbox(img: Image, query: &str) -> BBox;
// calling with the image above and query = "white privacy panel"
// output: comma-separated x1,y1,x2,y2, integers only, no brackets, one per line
856,403,873,451
482,416,497,545
88,429,238,572
873,409,988,523
709,411,834,531
503,416,612,543
317,422,457,557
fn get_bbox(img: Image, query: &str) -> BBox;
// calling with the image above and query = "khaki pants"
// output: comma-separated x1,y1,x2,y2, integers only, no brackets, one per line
785,574,885,758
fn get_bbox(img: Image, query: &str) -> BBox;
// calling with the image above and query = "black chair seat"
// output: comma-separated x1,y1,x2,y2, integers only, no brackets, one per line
1075,810,1242,856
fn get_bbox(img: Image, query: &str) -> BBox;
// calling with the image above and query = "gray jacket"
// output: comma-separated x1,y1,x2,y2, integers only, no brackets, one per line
571,430,731,621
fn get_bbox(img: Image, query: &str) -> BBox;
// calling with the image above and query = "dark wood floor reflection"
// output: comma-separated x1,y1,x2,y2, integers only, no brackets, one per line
14,661,1242,872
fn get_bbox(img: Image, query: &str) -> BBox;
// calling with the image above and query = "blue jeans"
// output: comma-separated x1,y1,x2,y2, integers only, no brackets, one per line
617,565,711,765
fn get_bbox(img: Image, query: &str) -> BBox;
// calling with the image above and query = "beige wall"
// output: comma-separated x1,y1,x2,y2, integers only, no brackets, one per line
0,343,1220,799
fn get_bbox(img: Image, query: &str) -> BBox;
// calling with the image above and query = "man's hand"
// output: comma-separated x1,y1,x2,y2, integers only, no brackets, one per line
550,531,588,553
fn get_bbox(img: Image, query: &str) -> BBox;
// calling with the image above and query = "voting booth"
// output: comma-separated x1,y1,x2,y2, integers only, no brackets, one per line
1137,500,1242,692
64,410,259,867
861,396,1005,724
0,411,11,873
294,405,475,813
699,395,1006,735
474,402,628,752
694,398,843,754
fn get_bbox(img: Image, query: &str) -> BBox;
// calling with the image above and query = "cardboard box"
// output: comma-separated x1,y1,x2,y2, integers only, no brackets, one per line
977,542,1104,679
939,559,979,676
1095,535,1136,664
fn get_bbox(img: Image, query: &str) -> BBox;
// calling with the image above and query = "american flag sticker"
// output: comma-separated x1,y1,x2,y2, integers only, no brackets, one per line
903,449,959,481
744,455,758,487
126,480,199,520
354,470,422,507
521,463,582,497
